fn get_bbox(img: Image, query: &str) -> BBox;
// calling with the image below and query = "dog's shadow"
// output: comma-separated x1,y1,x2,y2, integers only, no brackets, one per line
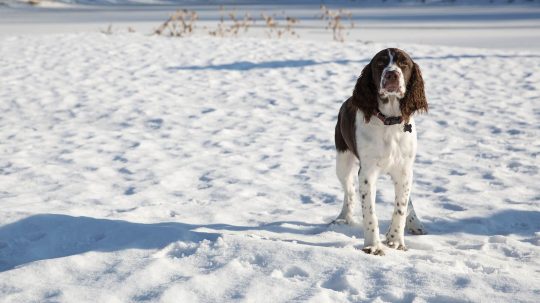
0,214,359,272
1,209,538,271
423,209,540,237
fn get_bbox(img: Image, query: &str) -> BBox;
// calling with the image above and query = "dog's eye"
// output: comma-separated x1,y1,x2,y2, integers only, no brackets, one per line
398,61,407,67
377,60,385,66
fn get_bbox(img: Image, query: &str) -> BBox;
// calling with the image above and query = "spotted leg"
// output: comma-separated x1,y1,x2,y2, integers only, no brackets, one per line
359,168,385,256
385,169,413,251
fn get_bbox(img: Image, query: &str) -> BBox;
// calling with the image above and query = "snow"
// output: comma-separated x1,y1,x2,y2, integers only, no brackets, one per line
1,1,540,302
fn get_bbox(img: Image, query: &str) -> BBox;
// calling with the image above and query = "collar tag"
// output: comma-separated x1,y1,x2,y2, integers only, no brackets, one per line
404,123,413,133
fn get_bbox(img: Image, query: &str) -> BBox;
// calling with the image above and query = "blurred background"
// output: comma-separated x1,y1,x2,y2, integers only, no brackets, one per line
1,0,540,50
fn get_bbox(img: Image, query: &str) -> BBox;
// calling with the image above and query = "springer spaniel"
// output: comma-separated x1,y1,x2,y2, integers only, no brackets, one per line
334,48,428,255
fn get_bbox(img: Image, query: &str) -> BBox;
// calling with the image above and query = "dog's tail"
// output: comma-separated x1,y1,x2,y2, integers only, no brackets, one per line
406,198,427,235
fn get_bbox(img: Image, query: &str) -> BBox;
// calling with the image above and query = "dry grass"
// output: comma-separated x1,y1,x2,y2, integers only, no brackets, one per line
100,25,137,35
148,6,357,41
319,5,354,42
154,9,198,37
100,24,113,35
261,13,299,39
208,6,255,37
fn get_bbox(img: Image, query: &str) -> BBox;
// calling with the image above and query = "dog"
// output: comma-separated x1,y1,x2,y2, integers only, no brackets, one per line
334,48,428,255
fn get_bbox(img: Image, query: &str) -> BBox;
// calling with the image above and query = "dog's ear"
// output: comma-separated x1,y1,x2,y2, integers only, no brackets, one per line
352,62,378,122
400,62,428,123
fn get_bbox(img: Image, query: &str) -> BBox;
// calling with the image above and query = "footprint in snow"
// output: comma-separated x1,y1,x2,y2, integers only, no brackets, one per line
248,254,267,267
201,108,215,114
113,155,128,163
433,186,447,193
454,276,471,288
442,203,466,211
437,120,448,127
321,270,359,295
300,195,313,204
118,167,133,175
124,187,136,196
449,169,466,176
490,126,502,134
482,172,495,180
507,129,522,135
284,266,309,279
145,118,163,130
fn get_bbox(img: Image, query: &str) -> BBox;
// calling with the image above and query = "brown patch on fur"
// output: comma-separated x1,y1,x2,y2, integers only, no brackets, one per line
335,98,359,159
400,62,428,123
351,63,378,122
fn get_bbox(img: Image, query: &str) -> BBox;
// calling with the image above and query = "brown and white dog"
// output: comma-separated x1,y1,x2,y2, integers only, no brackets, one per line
334,48,428,255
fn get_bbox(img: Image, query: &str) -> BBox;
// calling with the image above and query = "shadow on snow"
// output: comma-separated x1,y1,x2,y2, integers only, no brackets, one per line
168,54,540,71
167,59,368,71
0,209,538,271
0,214,328,272
424,209,540,237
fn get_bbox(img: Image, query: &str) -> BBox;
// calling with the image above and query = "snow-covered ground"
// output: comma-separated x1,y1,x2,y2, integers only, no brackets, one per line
0,31,539,302
1,0,540,301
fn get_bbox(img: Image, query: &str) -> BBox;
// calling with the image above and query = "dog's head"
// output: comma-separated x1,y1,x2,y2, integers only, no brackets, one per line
352,48,428,122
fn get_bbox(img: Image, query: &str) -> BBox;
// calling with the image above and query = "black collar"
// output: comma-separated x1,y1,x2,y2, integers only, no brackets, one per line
374,110,412,133
374,110,402,125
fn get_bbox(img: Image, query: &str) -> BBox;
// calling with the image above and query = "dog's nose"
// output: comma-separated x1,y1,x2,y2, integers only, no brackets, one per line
384,71,399,81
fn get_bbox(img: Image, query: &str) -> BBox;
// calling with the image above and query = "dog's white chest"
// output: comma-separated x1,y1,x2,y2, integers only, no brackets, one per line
355,112,417,173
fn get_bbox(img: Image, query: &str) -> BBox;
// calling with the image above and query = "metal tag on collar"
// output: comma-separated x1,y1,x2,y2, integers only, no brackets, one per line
384,116,402,125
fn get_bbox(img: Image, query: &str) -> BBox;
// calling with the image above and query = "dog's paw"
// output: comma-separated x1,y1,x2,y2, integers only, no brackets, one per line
330,217,355,225
397,244,408,251
407,227,427,235
385,240,408,251
384,233,408,251
385,229,407,248
361,245,385,256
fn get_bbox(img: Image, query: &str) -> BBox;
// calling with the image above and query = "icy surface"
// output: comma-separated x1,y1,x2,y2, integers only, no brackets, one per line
0,33,539,302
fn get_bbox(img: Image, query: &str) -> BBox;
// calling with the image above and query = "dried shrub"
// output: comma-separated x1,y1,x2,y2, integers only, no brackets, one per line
100,24,113,35
261,13,299,39
285,16,300,38
319,5,354,42
155,9,198,37
208,7,255,37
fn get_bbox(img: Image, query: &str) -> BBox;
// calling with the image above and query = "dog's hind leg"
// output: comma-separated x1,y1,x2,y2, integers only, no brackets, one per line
405,198,427,235
333,150,359,224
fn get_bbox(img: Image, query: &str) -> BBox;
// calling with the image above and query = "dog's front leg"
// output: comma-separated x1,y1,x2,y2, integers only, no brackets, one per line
386,168,413,251
359,169,385,256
